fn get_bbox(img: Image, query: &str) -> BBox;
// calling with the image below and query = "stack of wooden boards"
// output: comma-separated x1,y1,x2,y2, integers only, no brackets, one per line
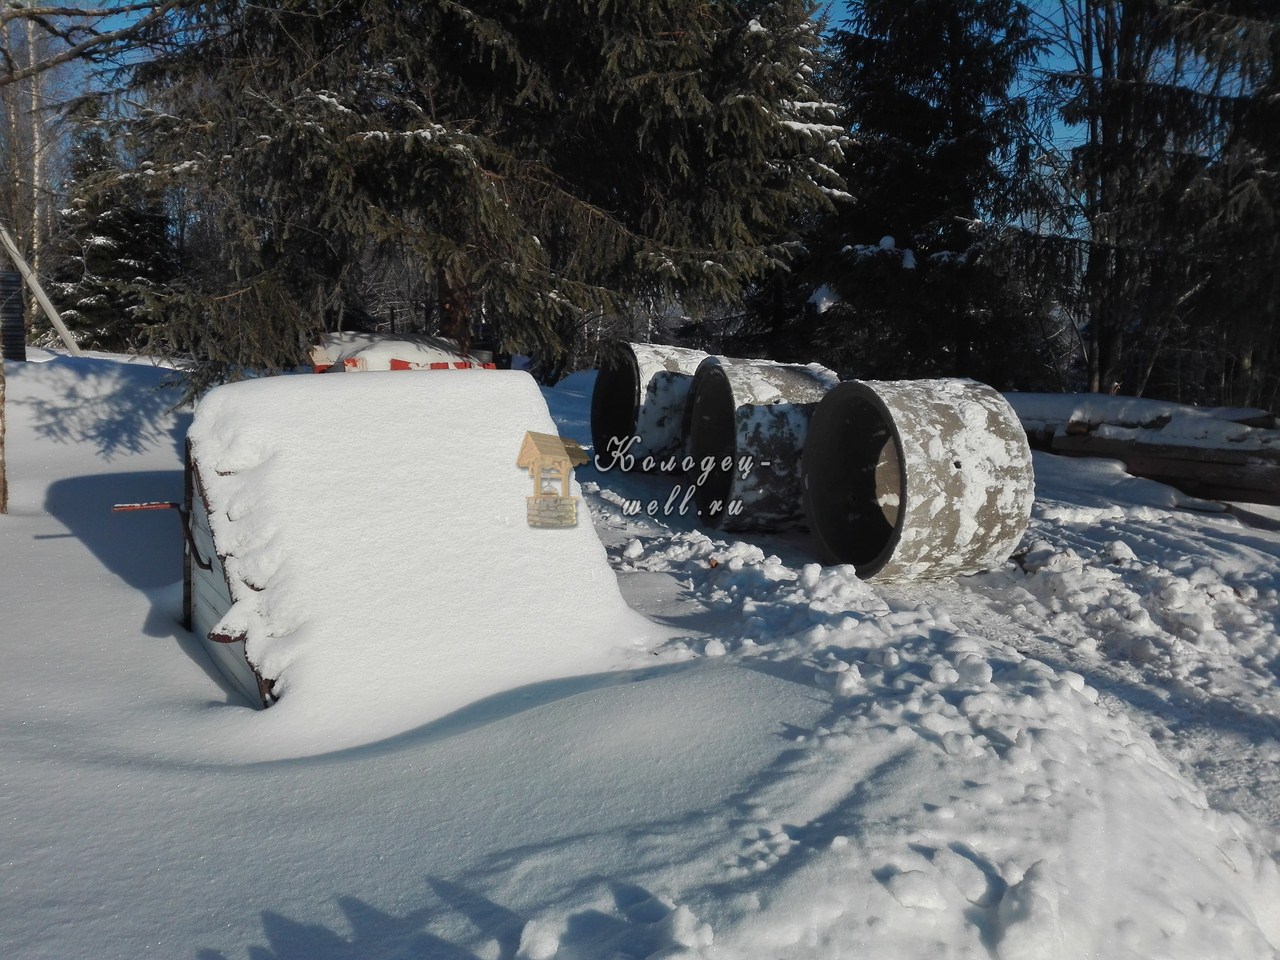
1007,393,1279,506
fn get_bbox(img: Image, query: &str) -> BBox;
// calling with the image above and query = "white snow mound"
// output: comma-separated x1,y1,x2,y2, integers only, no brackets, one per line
188,370,661,756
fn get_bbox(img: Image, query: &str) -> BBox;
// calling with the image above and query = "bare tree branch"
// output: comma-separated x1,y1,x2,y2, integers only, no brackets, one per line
0,0,186,87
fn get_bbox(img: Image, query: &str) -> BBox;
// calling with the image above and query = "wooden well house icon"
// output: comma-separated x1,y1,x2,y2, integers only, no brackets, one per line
517,431,590,527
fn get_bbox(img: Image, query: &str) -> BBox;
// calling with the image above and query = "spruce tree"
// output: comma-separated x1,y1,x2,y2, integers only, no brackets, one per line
125,0,843,392
1038,0,1280,399
1164,1,1280,407
49,111,176,352
794,0,1040,384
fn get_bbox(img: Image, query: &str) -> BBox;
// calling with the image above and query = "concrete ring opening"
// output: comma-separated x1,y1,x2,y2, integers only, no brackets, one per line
685,364,736,527
802,388,904,575
590,346,640,457
590,342,711,465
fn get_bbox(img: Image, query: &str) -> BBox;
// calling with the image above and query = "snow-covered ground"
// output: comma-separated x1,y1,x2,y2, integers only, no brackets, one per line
3,353,1278,959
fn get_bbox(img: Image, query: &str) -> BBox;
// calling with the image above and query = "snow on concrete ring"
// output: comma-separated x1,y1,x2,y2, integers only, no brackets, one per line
684,355,838,531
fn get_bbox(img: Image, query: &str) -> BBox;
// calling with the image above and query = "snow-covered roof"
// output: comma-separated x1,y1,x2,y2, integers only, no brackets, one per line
310,331,473,371
187,370,659,753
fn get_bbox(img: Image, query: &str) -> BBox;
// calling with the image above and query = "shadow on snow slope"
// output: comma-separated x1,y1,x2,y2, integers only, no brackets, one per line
6,354,190,463
42,471,252,705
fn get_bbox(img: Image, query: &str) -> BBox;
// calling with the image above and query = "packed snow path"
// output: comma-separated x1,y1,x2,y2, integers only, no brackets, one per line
568,370,1280,842
2,355,1278,959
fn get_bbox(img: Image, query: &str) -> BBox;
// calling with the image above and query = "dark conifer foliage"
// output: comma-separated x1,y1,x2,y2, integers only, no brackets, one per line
124,0,843,391
9,0,1276,404
1162,0,1280,408
773,0,1042,385
49,110,177,352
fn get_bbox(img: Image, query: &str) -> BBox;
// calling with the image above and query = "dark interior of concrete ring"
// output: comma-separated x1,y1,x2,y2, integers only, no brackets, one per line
679,371,700,442
590,348,640,454
686,368,737,526
807,395,903,572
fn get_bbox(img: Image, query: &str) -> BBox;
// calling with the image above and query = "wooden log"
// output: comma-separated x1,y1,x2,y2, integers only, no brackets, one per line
1047,436,1280,505
1050,433,1280,467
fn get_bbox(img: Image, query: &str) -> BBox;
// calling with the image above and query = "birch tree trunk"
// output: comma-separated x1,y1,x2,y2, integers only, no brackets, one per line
0,19,54,344
25,18,44,336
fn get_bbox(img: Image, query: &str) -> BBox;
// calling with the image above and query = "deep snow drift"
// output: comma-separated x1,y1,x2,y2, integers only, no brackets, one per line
2,353,1278,960
187,371,659,758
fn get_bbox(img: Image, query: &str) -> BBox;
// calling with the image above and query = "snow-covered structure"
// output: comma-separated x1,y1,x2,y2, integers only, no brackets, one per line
1008,391,1280,505
307,331,494,372
183,371,658,746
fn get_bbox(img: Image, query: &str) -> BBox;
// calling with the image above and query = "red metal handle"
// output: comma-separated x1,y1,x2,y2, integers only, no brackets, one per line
111,501,212,570
112,501,181,512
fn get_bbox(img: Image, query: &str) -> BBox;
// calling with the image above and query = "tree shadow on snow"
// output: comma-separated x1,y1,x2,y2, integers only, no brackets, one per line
7,355,190,463
194,875,688,960
1026,637,1280,748
197,890,481,960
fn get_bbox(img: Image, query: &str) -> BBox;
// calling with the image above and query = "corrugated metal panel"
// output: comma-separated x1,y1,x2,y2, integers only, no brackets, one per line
203,635,261,707
189,466,265,707
0,271,24,362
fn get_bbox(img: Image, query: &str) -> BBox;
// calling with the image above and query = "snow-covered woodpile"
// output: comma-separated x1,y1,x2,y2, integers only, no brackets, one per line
307,331,496,373
1008,392,1280,505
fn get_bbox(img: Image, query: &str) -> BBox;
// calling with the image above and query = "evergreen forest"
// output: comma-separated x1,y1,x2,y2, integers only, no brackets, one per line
2,0,1277,407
